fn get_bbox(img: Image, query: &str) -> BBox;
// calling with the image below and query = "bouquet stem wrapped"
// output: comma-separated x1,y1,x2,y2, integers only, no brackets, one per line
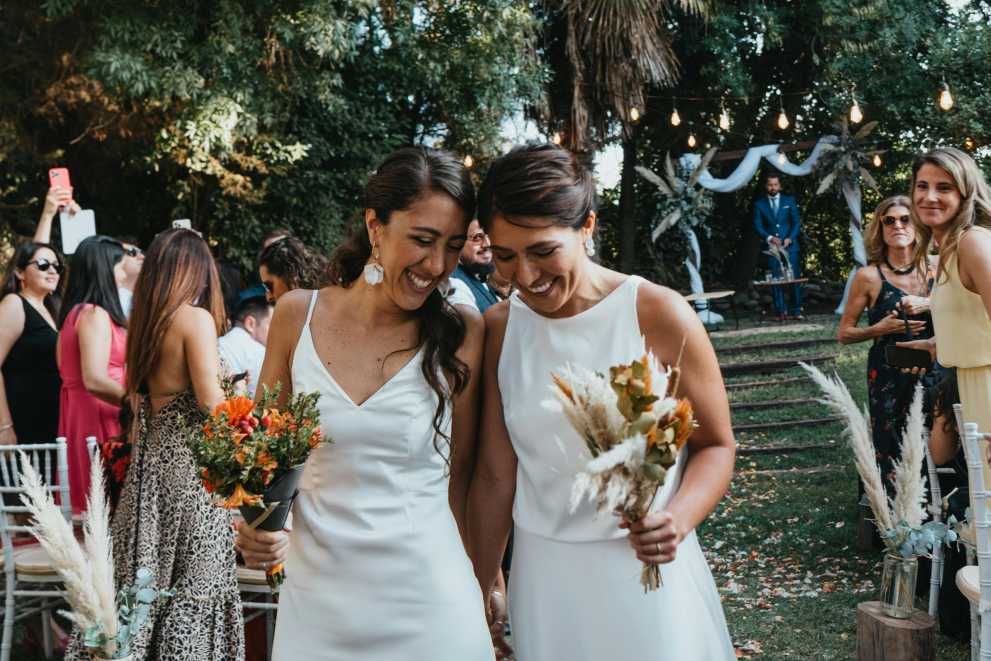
548,350,696,592
194,384,325,592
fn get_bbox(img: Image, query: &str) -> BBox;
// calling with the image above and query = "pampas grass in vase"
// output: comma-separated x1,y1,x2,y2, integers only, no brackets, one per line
19,449,172,660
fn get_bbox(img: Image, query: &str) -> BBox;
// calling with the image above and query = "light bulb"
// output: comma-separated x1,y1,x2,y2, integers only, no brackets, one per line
463,155,474,168
965,137,975,150
719,108,731,130
551,132,562,145
687,133,697,148
872,154,882,167
670,109,681,127
850,101,863,124
777,110,790,130
630,107,641,122
939,84,954,111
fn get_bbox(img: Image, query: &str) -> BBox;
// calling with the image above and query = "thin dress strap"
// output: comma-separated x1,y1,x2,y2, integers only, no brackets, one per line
305,289,319,327
875,264,886,282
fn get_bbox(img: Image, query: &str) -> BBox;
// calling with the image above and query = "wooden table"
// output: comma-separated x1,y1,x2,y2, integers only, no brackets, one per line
752,278,809,322
685,290,738,330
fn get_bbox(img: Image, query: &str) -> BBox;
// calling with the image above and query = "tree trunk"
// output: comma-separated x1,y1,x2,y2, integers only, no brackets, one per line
856,601,935,661
618,134,638,273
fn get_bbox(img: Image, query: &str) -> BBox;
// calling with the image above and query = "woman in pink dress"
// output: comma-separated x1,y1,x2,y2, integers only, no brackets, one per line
57,235,129,513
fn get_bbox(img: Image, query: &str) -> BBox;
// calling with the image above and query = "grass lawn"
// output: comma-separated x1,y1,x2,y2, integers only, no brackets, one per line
703,314,971,660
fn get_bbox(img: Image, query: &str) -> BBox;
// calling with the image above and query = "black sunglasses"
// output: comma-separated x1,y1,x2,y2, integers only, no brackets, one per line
27,259,64,274
882,215,911,227
124,247,143,257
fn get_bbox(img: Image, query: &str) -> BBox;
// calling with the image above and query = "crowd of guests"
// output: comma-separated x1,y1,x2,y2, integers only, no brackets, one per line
2,142,990,658
836,146,991,642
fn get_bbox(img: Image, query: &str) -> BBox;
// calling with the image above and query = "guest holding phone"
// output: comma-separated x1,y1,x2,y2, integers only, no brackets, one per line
33,184,81,245
0,243,63,485
57,236,129,514
838,195,935,490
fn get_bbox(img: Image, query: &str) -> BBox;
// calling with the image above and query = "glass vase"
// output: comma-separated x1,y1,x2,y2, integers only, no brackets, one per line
879,553,918,619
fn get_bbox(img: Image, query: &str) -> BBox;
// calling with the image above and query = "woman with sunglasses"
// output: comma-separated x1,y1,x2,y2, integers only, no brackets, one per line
257,236,328,303
56,235,129,514
0,243,63,457
838,195,935,492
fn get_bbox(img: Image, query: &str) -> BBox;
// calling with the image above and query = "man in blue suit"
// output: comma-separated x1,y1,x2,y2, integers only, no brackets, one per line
451,219,499,312
753,174,803,320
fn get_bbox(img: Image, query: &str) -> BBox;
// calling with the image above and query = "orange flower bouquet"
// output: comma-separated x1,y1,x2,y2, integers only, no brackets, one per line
193,384,324,591
545,351,696,592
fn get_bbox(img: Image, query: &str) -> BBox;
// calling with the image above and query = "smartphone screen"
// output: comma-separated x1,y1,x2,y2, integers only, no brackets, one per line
172,219,192,230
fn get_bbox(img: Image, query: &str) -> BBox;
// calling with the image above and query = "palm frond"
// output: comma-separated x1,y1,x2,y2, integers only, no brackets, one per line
635,165,673,197
854,120,879,140
687,147,717,188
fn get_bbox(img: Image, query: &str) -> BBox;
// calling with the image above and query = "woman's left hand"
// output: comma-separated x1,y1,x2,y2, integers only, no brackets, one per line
620,510,684,565
896,295,930,316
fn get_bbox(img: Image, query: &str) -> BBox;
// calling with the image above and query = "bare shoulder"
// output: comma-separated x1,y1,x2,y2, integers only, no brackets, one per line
270,287,316,336
0,294,24,317
960,225,991,255
636,280,697,333
482,300,510,340
853,264,881,286
173,304,218,338
79,304,110,325
459,303,485,340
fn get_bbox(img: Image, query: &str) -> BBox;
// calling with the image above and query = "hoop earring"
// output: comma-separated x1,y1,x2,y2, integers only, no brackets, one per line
363,246,384,285
584,236,596,257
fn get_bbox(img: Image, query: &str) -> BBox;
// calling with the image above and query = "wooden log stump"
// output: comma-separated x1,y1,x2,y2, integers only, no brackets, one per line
856,601,935,661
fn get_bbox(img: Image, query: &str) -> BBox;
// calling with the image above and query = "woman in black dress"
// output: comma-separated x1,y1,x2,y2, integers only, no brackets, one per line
0,242,63,451
838,196,935,490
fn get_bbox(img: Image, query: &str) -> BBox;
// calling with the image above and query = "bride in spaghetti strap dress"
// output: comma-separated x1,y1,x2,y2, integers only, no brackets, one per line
468,144,736,660
236,146,494,661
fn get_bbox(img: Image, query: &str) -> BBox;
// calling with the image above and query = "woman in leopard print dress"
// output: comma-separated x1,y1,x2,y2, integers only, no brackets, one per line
67,229,243,660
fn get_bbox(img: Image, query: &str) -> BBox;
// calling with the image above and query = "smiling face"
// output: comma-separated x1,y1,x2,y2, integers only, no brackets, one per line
367,191,468,311
17,247,61,296
487,213,593,315
460,220,492,266
913,163,962,235
880,205,915,250
766,177,781,196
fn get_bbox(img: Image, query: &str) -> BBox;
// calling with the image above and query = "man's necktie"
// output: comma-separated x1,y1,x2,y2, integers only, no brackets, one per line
771,197,779,215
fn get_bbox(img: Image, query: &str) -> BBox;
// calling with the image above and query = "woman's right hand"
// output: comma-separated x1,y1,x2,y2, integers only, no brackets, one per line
41,186,77,219
873,310,927,336
0,426,15,446
487,588,513,659
235,520,290,571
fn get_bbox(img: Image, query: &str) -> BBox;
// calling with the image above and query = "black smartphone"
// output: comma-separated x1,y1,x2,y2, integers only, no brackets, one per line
884,306,932,370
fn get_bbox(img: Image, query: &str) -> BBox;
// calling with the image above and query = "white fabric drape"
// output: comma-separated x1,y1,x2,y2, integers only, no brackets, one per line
681,137,839,193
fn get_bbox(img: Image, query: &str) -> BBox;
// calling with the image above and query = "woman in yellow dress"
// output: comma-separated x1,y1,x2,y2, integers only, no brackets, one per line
899,146,991,485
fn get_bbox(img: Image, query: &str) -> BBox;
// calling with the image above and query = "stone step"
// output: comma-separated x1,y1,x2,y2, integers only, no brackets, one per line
733,415,844,434
730,397,820,411
715,337,836,356
724,375,811,391
720,353,837,377
736,441,837,455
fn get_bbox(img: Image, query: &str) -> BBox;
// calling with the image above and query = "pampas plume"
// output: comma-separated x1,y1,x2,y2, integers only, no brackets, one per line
84,448,118,642
18,454,103,633
890,385,927,528
800,363,894,533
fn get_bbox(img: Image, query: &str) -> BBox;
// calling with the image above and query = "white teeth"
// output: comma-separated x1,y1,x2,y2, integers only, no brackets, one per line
529,280,552,294
407,271,432,289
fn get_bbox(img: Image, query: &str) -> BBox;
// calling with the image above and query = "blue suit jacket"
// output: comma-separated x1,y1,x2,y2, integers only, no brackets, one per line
451,265,499,313
753,194,801,245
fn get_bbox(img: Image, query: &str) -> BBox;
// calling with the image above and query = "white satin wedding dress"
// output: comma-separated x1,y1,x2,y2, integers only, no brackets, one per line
272,290,494,660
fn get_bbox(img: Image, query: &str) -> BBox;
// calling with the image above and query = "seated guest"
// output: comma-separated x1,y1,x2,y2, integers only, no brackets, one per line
218,296,272,397
258,236,327,303
57,236,128,514
451,219,499,312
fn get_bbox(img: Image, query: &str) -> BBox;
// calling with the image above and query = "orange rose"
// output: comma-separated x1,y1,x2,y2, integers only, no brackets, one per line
213,396,256,426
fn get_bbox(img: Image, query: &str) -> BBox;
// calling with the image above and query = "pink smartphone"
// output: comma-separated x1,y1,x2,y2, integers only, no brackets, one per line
48,167,71,190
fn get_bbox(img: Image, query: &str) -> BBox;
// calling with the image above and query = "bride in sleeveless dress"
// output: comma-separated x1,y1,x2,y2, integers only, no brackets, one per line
468,144,736,660
237,146,494,661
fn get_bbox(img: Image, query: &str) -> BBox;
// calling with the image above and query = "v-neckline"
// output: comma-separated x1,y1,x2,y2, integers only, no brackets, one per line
19,294,57,332
306,323,424,410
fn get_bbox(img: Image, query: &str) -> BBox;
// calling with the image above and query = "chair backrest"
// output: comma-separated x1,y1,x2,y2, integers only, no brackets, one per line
0,438,70,568
962,423,991,613
923,430,943,521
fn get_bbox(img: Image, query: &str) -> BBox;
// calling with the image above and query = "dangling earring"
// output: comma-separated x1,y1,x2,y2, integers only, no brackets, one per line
584,236,596,257
363,246,384,285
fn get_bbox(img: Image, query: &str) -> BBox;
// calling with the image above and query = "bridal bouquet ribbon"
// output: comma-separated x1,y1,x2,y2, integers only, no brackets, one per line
193,385,325,591
546,351,696,592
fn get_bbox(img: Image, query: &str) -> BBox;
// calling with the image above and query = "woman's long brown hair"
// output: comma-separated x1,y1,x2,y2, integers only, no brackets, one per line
122,229,225,438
